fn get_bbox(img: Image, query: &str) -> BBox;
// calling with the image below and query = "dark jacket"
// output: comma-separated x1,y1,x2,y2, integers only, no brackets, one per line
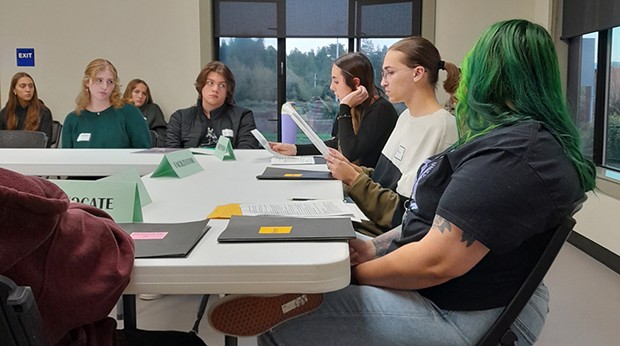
165,100,260,149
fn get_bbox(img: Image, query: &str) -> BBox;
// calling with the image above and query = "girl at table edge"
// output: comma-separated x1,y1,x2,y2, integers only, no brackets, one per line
207,19,596,345
0,72,53,146
165,61,260,149
61,58,151,148
270,52,399,168
123,78,168,143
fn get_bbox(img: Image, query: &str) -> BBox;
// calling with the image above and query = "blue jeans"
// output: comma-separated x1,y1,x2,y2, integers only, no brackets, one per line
258,283,549,346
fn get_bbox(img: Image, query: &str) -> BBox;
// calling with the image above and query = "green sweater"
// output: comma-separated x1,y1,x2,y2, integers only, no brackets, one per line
62,104,151,148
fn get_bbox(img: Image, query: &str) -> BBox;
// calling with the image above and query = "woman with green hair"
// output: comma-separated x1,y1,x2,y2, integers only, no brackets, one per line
207,19,595,345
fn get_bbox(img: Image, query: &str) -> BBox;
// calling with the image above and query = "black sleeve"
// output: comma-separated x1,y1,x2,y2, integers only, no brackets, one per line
338,102,394,164
146,103,168,139
234,109,260,149
436,151,557,254
165,110,183,148
38,106,53,147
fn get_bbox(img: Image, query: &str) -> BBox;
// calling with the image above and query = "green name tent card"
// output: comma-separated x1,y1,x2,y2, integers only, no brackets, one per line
51,180,143,223
214,136,236,161
151,149,203,178
98,169,152,206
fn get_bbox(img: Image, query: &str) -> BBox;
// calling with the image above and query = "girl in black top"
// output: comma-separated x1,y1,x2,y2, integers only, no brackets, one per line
270,52,398,168
0,72,53,146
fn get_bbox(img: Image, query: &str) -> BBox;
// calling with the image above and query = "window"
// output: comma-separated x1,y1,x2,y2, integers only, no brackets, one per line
213,0,421,143
565,0,620,177
575,33,598,161
607,28,620,169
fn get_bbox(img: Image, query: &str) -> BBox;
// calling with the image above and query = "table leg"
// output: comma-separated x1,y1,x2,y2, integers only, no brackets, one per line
225,335,238,346
122,294,137,330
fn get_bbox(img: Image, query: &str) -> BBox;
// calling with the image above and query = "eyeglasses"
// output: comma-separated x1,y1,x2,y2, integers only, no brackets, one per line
380,67,414,81
206,79,227,90
93,78,115,87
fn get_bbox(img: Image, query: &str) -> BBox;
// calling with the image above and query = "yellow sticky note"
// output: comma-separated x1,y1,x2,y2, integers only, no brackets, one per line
283,173,303,177
207,203,242,219
259,226,293,234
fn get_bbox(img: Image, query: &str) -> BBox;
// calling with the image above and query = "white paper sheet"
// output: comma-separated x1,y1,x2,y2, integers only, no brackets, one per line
251,129,289,158
270,156,316,165
281,102,330,157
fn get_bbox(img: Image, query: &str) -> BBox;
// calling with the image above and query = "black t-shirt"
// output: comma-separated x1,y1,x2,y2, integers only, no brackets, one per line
388,121,584,310
198,109,234,148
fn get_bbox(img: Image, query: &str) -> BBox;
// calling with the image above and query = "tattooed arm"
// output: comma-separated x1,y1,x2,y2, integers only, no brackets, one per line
352,214,489,290
349,225,402,266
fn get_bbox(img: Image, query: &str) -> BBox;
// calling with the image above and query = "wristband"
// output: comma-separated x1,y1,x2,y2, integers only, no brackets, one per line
337,114,352,120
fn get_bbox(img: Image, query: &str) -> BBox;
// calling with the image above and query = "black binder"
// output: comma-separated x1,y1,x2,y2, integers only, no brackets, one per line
119,220,211,258
218,215,355,242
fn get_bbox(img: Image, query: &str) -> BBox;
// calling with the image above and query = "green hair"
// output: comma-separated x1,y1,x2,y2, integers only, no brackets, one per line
455,19,595,191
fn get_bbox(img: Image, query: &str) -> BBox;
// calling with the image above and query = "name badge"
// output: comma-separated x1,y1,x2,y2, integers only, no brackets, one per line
394,145,405,161
77,133,91,142
222,129,234,137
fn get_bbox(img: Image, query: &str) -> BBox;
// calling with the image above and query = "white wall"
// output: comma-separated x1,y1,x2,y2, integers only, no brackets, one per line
0,0,205,122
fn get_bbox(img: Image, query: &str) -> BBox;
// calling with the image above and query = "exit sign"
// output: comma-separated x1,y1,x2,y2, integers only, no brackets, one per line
16,48,35,67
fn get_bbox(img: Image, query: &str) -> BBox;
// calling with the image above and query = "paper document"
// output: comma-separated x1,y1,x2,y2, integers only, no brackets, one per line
240,199,355,219
281,102,330,157
251,129,288,158
270,156,316,165
190,147,215,155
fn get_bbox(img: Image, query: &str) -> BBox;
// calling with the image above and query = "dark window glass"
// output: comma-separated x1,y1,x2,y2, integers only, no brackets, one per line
577,33,598,161
606,28,620,169
286,0,348,37
217,1,277,37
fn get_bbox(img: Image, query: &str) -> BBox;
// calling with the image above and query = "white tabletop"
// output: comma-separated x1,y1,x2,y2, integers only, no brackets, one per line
0,148,164,176
125,150,351,295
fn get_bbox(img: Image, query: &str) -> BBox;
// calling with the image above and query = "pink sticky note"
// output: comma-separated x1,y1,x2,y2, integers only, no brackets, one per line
130,232,168,240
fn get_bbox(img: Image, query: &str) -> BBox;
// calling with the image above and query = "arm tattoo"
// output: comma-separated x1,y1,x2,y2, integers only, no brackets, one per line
371,226,402,256
433,215,476,247
433,215,452,233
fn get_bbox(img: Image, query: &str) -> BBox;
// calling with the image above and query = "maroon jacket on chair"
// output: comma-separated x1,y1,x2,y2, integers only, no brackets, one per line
0,168,134,345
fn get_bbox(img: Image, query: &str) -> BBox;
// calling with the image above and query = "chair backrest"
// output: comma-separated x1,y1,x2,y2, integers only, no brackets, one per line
0,275,45,346
0,130,47,148
49,121,63,148
149,130,159,147
476,196,587,346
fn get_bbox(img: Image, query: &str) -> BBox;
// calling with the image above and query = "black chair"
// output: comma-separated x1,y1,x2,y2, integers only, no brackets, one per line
49,121,63,148
476,196,587,346
149,130,160,147
0,275,45,346
0,130,47,148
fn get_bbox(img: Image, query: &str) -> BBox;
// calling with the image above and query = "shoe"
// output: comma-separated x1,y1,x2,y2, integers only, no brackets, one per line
138,294,164,300
208,293,324,337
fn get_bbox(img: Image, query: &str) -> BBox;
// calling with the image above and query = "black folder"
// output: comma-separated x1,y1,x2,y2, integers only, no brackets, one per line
256,167,334,180
218,215,355,242
119,220,211,258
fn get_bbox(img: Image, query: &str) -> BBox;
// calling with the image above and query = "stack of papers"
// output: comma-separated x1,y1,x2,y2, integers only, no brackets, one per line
208,199,368,222
241,199,354,218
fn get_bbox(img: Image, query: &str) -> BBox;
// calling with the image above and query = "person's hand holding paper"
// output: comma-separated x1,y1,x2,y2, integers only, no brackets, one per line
326,148,362,186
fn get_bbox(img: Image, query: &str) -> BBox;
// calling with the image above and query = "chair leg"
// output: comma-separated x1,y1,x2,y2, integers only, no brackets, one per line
192,294,210,333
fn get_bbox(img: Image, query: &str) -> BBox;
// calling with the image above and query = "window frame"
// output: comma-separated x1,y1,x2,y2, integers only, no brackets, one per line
212,0,421,141
567,27,620,197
